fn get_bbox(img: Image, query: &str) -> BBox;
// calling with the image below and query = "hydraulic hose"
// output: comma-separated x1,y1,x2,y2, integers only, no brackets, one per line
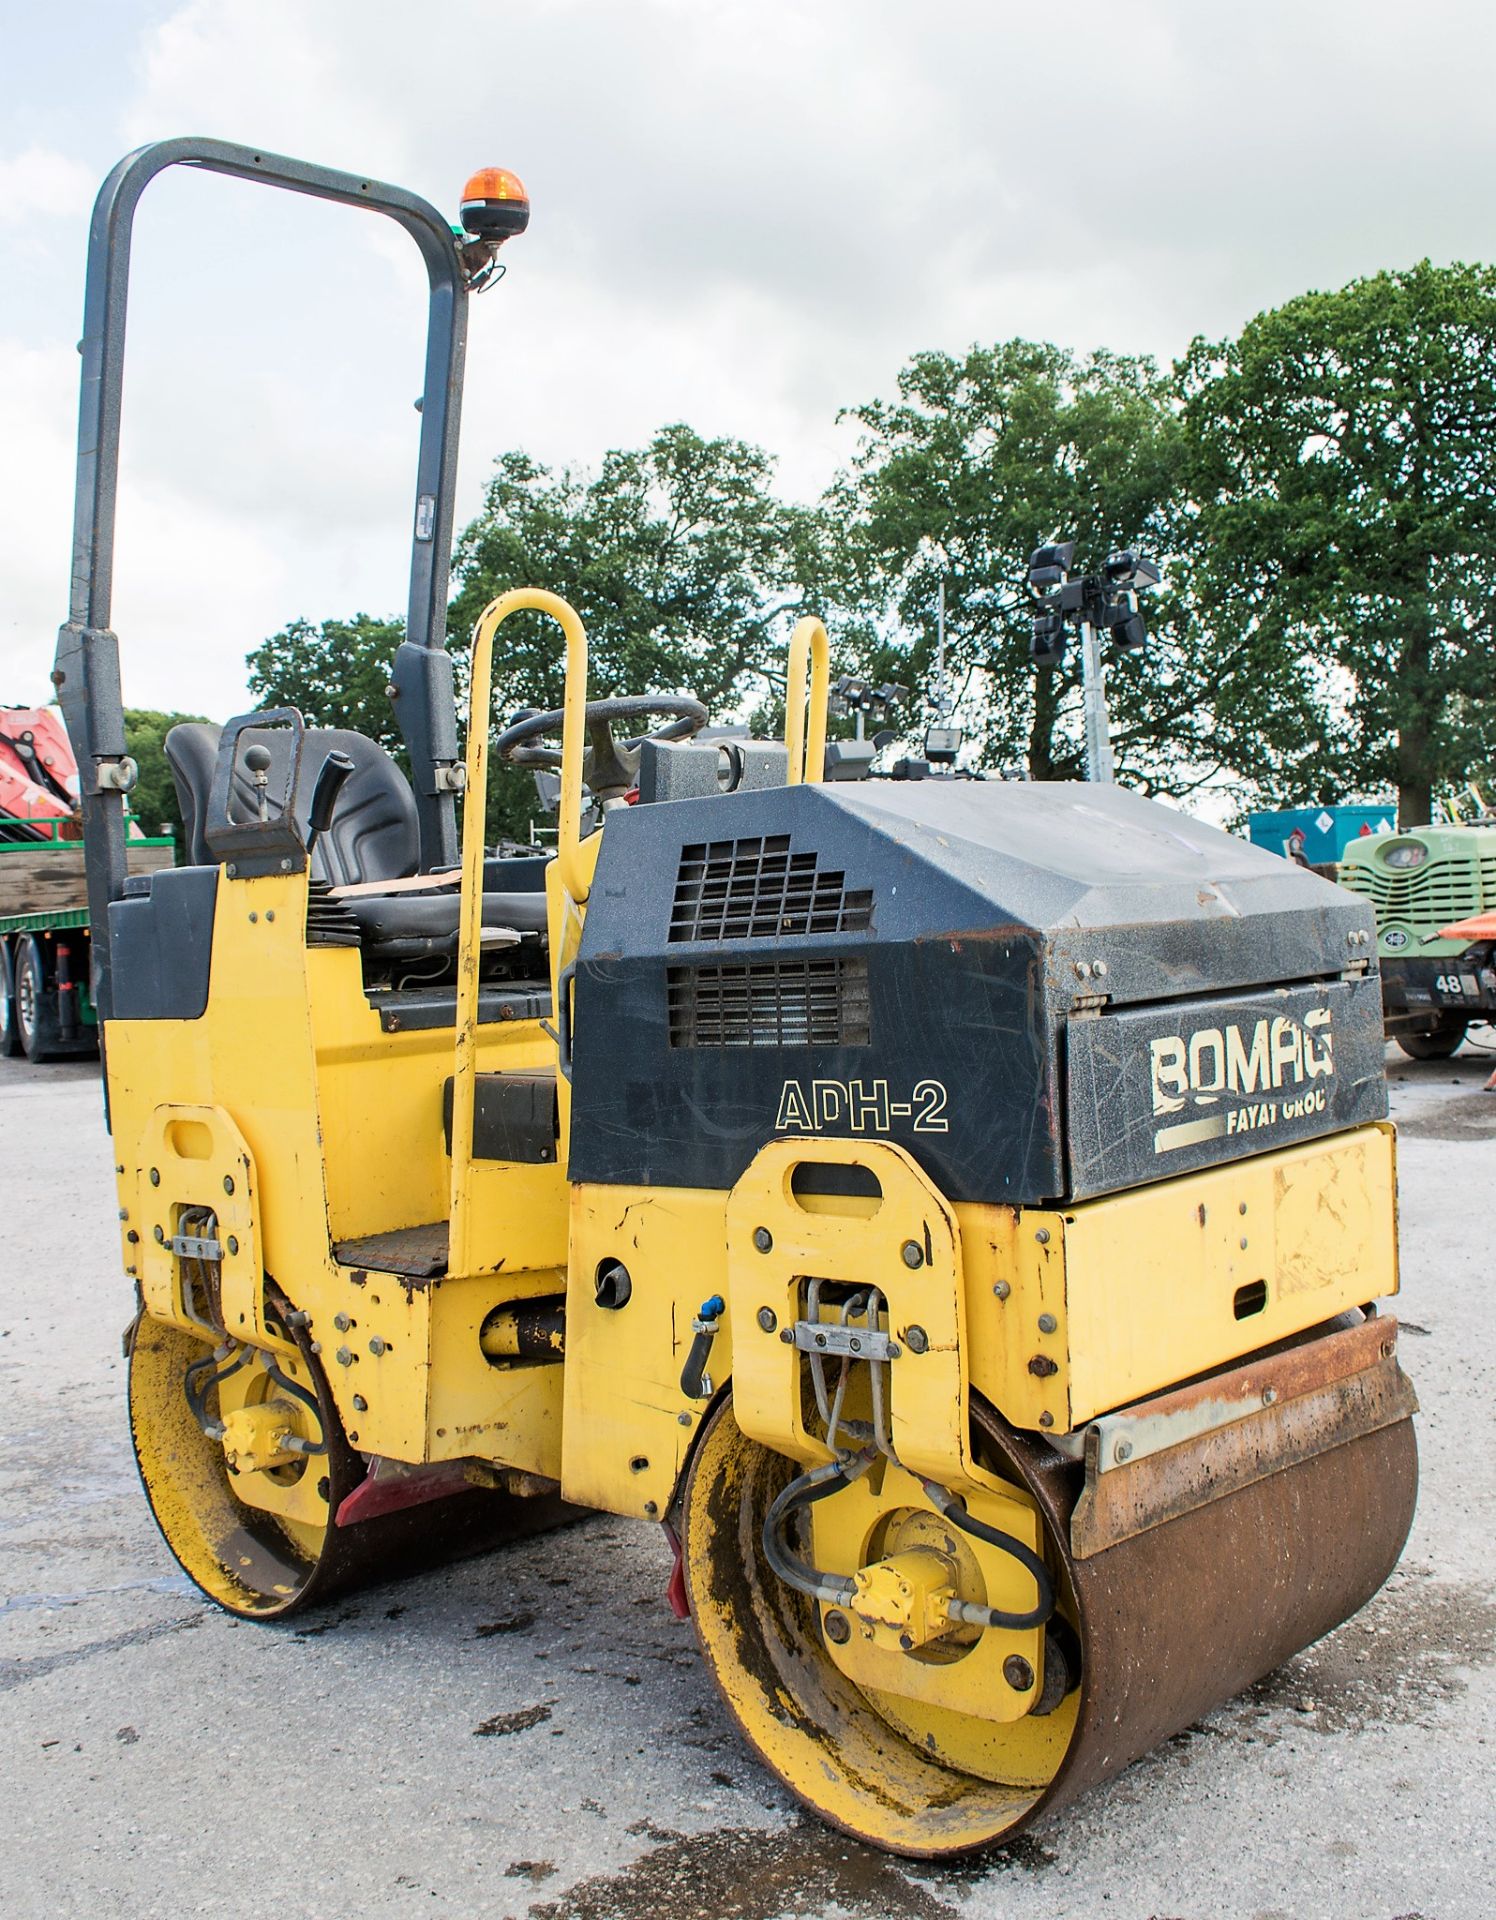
763,1453,1054,1635
762,1453,872,1606
920,1476,1055,1630
262,1355,329,1455
183,1342,253,1437
182,1343,328,1456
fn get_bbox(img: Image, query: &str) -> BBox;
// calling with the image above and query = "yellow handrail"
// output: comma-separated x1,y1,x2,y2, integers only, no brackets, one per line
784,615,830,785
449,587,588,1274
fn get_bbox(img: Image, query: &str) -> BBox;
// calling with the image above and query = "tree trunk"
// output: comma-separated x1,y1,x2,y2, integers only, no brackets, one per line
1027,670,1061,781
1397,774,1432,829
1395,578,1435,829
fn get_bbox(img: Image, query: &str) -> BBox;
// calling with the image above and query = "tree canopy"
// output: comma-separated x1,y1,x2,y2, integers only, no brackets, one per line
124,708,210,844
1181,260,1496,825
824,341,1208,788
246,614,408,763
245,261,1496,830
449,424,815,725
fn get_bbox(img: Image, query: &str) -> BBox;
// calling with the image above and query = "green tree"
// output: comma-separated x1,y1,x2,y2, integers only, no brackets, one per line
449,424,818,837
450,425,816,718
246,614,408,761
247,433,817,844
1180,261,1496,826
124,708,211,844
827,342,1207,789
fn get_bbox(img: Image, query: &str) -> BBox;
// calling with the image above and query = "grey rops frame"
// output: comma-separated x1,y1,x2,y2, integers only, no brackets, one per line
53,136,474,1024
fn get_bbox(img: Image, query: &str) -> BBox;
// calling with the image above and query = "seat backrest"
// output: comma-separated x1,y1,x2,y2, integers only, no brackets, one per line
162,723,220,868
164,721,420,887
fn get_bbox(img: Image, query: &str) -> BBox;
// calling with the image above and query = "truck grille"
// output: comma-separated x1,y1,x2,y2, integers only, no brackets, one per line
667,957,871,1048
1339,852,1491,927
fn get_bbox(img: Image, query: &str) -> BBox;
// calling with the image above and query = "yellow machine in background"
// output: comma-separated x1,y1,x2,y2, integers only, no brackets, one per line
63,139,1417,1857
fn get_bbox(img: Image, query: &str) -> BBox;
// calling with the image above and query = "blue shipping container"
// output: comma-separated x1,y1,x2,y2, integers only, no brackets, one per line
1246,805,1397,864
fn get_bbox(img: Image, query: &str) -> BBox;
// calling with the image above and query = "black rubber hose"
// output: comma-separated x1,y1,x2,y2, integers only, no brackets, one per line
183,1343,253,1435
762,1456,866,1605
262,1357,330,1454
920,1477,1055,1630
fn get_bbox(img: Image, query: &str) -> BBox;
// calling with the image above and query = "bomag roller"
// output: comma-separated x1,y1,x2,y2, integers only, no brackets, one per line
57,139,1418,1856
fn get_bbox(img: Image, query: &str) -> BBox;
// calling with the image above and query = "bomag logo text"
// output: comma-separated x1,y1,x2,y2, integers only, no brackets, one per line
1150,1011,1334,1118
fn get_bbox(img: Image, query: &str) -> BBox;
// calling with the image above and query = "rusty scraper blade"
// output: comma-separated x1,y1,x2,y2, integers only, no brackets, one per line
1069,1316,1417,1560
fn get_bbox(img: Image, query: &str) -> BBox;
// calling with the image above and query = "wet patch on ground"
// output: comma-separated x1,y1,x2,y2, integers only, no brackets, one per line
526,1820,964,1920
0,1611,204,1693
1394,1091,1496,1142
292,1605,362,1639
506,1859,558,1884
1230,1575,1496,1734
0,1573,194,1616
922,1830,1059,1883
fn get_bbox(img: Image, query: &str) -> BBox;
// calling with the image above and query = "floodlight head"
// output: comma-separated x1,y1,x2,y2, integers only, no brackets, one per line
1028,541,1076,592
1104,548,1162,591
1030,609,1066,668
829,674,872,715
1115,606,1148,653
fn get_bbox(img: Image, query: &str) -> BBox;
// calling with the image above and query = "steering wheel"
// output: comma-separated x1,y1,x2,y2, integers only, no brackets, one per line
496,693,710,801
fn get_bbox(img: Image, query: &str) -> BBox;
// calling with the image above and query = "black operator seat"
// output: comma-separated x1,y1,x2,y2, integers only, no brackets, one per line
162,723,549,950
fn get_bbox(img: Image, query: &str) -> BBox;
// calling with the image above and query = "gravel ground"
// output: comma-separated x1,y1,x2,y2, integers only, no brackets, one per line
1,1040,1493,1920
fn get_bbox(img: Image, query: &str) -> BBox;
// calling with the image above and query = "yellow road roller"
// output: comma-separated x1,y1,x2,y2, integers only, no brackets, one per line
56,139,1417,1857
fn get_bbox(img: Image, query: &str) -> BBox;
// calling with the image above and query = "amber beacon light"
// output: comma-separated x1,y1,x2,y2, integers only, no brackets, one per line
459,167,531,244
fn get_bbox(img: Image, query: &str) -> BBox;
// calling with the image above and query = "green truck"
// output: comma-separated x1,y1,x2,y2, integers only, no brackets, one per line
1339,816,1496,1056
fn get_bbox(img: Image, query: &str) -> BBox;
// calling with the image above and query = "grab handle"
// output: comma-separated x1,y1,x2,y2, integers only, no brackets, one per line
449,589,587,1274
784,616,830,785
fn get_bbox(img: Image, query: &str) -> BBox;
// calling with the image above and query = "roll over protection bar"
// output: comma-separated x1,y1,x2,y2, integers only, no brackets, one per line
54,137,474,1022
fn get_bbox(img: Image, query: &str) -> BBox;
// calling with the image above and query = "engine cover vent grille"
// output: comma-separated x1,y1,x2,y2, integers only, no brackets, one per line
668,957,871,1048
669,834,873,943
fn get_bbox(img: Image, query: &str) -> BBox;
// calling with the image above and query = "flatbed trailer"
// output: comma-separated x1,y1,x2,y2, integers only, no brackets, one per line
0,820,173,1060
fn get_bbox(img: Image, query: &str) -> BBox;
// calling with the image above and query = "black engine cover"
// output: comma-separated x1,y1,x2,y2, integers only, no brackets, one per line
567,780,1386,1206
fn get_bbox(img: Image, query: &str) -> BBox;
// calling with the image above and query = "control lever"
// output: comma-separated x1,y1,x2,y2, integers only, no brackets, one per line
305,750,356,856
243,743,273,822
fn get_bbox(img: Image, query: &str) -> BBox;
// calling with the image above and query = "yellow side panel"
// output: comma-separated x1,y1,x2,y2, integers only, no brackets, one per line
110,872,568,1468
953,1208,1070,1434
561,1185,733,1518
458,1162,569,1274
427,1273,565,1478
1063,1122,1396,1421
961,1122,1398,1430
306,945,559,1250
109,874,329,1333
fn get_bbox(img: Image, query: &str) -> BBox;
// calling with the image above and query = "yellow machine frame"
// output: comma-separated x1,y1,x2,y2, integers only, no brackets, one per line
65,131,1418,1863
111,604,1400,1522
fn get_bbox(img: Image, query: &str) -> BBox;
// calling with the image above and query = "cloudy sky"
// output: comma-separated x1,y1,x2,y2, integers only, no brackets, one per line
0,0,1487,721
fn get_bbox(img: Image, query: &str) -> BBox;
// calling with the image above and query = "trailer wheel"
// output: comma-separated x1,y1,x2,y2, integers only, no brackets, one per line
12,936,46,1059
1396,1019,1468,1060
0,941,22,1057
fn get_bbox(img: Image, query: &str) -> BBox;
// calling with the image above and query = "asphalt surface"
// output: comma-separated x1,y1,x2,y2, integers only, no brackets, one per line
1,1039,1493,1920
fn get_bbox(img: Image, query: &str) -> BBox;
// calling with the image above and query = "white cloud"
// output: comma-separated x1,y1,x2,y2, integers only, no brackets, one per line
4,0,1495,720
0,147,95,226
0,340,80,701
